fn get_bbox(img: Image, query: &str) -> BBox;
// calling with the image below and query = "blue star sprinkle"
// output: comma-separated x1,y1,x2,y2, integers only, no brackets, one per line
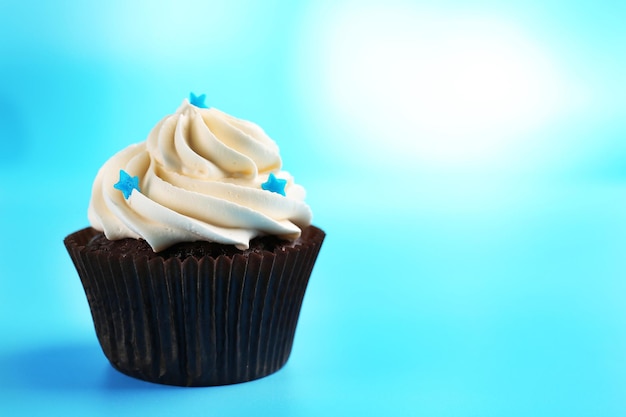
189,92,208,108
114,170,141,199
261,173,287,196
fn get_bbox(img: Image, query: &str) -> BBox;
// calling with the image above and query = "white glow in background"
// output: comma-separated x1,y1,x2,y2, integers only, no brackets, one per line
295,4,590,174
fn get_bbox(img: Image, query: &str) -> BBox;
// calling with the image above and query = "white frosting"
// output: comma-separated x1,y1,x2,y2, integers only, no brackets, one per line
87,99,312,251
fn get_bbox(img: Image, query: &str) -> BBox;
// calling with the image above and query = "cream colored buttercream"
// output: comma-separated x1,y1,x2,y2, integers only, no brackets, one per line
88,99,312,251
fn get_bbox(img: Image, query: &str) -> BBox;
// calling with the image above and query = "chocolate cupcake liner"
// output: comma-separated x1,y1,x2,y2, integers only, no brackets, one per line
64,226,325,387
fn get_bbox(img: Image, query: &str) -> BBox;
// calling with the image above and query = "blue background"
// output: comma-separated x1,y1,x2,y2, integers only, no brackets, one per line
1,0,626,415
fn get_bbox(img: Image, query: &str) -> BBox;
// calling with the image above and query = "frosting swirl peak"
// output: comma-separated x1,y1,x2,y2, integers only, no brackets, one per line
88,98,312,251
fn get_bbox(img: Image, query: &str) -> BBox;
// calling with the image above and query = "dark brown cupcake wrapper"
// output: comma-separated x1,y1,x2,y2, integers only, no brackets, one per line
64,226,325,387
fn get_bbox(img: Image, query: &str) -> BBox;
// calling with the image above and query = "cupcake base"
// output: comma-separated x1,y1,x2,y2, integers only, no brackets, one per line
64,226,325,387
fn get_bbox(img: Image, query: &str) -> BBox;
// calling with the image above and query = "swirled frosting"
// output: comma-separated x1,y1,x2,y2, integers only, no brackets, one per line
87,98,312,252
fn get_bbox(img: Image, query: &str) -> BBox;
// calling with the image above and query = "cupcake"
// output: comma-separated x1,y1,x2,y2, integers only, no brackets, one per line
64,93,325,386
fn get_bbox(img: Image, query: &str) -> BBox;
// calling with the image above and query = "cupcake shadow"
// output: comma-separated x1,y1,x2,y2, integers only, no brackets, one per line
0,342,173,392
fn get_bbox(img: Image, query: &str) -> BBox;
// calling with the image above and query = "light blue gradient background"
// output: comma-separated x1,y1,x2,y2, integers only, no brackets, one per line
1,0,625,416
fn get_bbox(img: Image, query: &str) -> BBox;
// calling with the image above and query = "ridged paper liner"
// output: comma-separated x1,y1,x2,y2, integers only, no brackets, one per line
64,226,325,387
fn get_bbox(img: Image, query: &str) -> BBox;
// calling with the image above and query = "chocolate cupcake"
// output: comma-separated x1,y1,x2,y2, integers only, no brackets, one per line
64,93,325,386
